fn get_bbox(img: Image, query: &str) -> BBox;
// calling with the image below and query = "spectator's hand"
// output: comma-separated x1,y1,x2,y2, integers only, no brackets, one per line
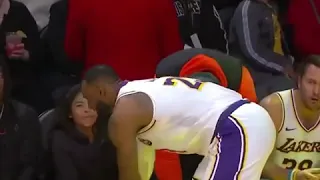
8,43,29,60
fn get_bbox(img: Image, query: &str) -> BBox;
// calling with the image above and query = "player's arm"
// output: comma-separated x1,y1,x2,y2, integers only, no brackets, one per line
108,92,154,180
260,93,289,180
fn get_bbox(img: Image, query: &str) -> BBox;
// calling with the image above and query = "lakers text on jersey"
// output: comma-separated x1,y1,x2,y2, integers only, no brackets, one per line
271,89,320,170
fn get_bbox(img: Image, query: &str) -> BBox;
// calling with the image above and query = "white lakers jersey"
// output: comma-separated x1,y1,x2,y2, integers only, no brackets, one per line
271,89,320,170
117,77,242,155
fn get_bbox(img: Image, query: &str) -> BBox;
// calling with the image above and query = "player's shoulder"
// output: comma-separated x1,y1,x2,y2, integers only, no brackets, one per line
117,92,153,109
260,92,284,109
259,91,285,132
113,92,154,126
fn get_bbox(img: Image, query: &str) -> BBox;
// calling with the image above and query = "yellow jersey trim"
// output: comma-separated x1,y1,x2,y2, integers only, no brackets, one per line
275,92,285,133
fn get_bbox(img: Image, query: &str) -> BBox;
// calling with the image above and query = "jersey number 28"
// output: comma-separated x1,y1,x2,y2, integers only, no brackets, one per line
163,77,205,90
282,158,313,170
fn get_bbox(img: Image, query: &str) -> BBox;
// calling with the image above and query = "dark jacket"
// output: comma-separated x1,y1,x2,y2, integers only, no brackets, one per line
0,0,42,81
52,129,118,180
174,0,228,53
46,0,83,76
229,0,291,74
0,100,42,180
0,56,42,180
210,0,242,10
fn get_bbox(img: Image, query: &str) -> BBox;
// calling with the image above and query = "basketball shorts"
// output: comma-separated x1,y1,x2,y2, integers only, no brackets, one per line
193,101,276,180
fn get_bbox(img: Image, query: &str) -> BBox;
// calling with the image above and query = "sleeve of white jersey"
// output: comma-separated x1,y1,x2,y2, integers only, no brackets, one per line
137,140,155,180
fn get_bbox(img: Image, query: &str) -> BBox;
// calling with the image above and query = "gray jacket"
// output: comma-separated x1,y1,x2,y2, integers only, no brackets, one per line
229,0,291,74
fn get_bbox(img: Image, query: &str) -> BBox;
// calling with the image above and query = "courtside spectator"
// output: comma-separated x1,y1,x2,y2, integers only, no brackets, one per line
65,0,183,80
287,0,320,57
15,0,59,29
0,0,50,112
0,55,42,180
52,85,118,180
229,0,295,100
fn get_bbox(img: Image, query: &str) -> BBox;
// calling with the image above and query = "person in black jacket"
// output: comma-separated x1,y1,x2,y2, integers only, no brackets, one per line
0,54,42,180
0,0,52,113
52,84,118,180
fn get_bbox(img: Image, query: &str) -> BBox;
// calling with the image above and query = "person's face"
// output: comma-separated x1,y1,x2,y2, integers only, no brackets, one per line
298,64,320,110
81,81,100,110
70,92,98,128
81,80,116,110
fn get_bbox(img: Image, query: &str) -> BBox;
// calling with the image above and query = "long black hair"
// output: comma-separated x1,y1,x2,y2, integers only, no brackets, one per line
54,84,81,134
0,54,20,125
0,54,12,104
54,84,111,141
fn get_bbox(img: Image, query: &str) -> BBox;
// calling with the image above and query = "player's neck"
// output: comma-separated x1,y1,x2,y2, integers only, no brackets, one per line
294,90,320,120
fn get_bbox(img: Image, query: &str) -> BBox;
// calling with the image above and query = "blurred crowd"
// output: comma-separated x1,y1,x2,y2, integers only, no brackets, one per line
0,0,318,179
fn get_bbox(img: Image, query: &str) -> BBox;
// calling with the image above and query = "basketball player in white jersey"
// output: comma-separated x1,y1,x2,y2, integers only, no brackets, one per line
81,65,276,180
260,55,320,180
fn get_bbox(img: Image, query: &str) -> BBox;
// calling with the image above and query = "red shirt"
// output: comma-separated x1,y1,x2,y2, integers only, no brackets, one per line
287,0,320,57
65,0,183,80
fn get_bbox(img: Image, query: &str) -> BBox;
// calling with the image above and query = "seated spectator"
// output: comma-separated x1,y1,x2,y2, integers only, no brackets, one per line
228,0,295,100
0,55,42,180
0,0,51,113
65,0,183,80
287,0,320,58
52,85,118,180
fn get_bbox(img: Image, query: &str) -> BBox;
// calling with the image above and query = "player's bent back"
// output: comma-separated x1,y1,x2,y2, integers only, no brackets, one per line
118,77,242,154
118,77,276,180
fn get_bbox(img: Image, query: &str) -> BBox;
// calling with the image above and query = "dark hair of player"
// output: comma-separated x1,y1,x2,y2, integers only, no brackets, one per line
83,65,120,84
296,55,320,77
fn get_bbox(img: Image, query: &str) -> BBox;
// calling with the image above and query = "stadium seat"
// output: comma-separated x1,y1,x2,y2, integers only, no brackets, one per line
156,48,243,91
39,109,57,149
38,109,58,180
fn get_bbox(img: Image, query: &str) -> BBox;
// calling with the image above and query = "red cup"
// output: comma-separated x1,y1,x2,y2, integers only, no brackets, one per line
5,33,22,57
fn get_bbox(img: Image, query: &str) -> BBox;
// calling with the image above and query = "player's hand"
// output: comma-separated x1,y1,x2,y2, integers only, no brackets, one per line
304,168,320,178
294,168,320,180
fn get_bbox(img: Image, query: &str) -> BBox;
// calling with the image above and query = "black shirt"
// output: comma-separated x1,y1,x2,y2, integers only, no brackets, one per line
52,129,118,180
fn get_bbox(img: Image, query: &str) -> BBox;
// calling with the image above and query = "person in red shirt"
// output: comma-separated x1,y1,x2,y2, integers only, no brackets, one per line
64,0,183,80
287,0,320,57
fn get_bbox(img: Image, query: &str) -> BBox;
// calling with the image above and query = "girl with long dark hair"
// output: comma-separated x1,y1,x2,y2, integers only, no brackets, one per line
52,85,118,180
